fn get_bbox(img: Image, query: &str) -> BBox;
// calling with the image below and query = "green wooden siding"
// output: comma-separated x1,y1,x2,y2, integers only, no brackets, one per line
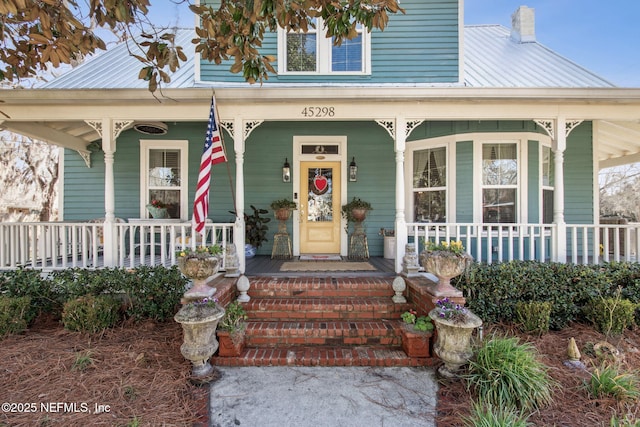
63,120,595,256
200,0,459,84
455,140,473,222
565,122,594,224
528,140,540,223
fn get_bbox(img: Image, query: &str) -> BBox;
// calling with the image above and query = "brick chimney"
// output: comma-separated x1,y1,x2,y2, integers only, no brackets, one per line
511,6,536,43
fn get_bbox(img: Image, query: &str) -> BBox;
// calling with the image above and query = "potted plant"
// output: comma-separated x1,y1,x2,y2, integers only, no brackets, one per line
428,297,483,378
217,301,248,357
400,309,434,358
176,245,223,299
146,199,169,219
270,198,297,221
341,197,372,223
420,239,473,297
232,205,271,258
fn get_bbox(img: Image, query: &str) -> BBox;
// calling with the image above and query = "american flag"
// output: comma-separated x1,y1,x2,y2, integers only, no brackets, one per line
192,97,227,236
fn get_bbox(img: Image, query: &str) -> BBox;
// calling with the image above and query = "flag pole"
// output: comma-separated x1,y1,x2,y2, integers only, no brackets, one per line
213,95,237,216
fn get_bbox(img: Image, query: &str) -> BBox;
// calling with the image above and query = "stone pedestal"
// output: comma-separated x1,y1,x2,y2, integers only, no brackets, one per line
348,221,369,260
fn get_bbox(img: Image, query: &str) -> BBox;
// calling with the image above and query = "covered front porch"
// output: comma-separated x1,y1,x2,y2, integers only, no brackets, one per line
1,219,637,272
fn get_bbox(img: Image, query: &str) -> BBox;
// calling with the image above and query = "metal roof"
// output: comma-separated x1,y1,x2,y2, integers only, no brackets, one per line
41,25,617,90
41,28,195,90
463,25,615,88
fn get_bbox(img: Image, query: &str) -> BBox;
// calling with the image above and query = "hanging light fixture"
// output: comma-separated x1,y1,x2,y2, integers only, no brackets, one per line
282,158,291,182
349,157,358,182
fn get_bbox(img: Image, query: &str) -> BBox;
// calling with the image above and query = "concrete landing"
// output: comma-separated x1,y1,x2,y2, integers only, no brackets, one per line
209,366,437,427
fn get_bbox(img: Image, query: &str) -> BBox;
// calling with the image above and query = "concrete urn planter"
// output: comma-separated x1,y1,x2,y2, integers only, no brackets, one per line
174,303,225,384
429,308,482,378
420,251,472,297
177,256,220,299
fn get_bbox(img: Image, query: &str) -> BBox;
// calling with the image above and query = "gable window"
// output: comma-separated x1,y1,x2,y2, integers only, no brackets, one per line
542,146,555,224
140,140,188,219
279,18,370,74
482,143,518,223
413,147,447,222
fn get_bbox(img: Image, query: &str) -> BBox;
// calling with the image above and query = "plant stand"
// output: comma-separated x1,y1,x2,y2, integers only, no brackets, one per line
271,217,292,259
348,220,369,260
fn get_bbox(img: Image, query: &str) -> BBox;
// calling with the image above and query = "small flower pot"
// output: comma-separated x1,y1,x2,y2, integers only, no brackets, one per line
400,325,432,358
217,330,245,357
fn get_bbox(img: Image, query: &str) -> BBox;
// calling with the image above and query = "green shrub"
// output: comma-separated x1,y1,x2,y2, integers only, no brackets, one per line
62,295,121,332
462,403,531,427
120,266,188,322
584,291,637,336
51,268,122,300
587,364,640,403
0,268,58,322
456,261,640,330
515,301,552,335
0,296,31,337
466,336,556,412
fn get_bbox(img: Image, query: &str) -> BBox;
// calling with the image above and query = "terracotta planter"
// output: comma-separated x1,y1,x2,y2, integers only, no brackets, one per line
217,330,246,357
429,308,482,378
420,251,472,297
274,208,292,221
351,208,368,222
400,325,432,358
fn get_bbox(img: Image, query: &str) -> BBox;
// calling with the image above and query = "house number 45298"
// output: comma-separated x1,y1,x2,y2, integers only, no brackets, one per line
301,107,335,118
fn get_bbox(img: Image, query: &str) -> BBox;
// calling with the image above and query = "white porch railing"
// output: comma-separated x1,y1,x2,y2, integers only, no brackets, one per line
405,222,640,264
0,220,236,271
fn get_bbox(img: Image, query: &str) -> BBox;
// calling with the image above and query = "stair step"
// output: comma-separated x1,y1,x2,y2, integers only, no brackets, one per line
248,276,396,298
244,297,409,321
244,320,402,347
211,346,435,367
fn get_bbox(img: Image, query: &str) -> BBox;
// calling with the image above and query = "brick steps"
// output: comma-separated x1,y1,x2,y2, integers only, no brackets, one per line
248,276,396,298
244,320,402,347
212,276,435,367
211,346,434,367
244,297,410,321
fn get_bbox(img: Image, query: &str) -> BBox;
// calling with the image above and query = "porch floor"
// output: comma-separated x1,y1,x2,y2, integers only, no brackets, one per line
245,255,397,277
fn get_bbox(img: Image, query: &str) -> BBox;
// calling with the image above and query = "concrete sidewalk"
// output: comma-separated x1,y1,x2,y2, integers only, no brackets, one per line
209,366,437,427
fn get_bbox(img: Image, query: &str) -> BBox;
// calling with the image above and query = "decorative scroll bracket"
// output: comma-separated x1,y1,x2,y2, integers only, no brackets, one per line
376,119,425,141
534,119,584,140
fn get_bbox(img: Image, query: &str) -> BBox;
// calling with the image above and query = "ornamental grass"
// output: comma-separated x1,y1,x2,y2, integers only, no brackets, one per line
465,335,557,412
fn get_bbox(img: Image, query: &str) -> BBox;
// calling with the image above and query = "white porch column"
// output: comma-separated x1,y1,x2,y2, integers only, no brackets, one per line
394,117,408,273
233,117,246,273
553,117,567,262
86,118,132,267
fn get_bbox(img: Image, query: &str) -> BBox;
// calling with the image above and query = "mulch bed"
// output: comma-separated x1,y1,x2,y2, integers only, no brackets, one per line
1,316,638,426
0,315,208,426
436,323,640,426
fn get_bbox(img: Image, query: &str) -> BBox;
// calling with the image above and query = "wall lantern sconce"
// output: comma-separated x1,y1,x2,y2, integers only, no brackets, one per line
349,157,358,182
282,158,291,182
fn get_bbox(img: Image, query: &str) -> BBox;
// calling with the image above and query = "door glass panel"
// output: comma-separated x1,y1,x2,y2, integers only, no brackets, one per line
307,167,333,222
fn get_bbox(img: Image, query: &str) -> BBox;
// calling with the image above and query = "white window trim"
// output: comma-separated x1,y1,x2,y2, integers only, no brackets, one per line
277,19,371,75
407,132,551,224
140,140,189,219
474,139,526,224
540,143,555,223
408,143,450,223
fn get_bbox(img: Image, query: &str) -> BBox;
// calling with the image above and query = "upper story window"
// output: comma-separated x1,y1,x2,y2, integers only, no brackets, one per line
482,143,518,223
140,140,188,219
279,18,370,75
413,147,447,222
542,145,555,224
